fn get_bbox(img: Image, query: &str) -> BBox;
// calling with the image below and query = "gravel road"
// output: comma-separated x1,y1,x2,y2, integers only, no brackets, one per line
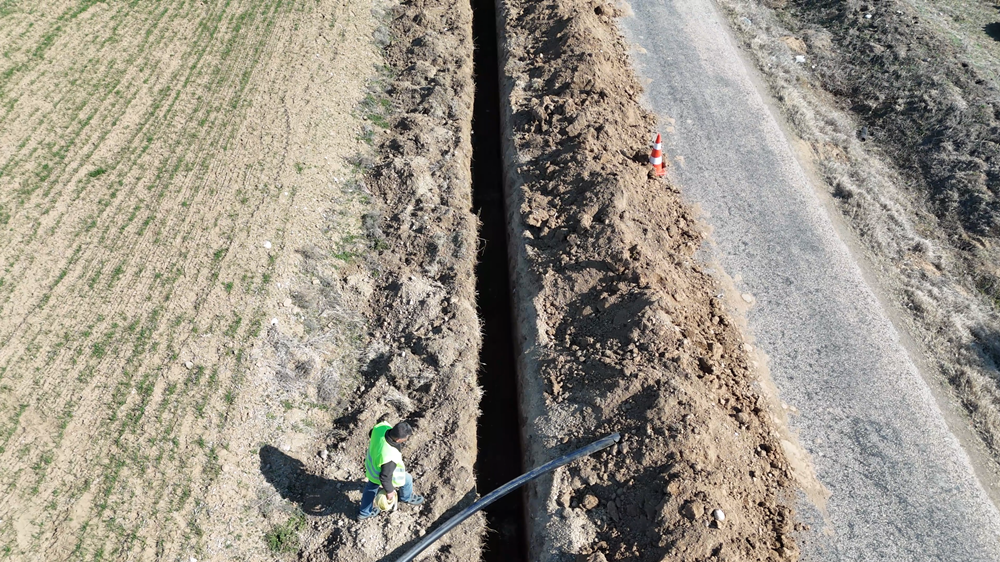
620,1,1000,559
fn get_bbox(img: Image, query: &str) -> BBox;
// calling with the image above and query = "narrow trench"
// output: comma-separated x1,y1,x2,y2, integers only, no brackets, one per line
470,0,529,560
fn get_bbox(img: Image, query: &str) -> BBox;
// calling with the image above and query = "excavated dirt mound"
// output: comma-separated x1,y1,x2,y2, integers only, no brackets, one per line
498,0,802,561
298,0,485,560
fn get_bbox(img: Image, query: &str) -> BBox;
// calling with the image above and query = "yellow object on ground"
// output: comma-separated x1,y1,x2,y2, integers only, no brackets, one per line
375,490,397,512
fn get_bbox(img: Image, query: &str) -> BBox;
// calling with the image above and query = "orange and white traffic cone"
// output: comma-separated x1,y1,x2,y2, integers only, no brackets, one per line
649,133,666,177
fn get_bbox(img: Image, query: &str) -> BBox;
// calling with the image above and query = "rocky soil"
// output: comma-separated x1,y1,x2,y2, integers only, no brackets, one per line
497,0,804,560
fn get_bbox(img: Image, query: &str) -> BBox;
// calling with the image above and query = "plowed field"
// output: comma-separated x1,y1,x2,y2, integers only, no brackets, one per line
0,1,389,559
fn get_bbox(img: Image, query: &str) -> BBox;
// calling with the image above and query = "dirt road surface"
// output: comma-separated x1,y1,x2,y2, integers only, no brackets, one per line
620,0,1000,559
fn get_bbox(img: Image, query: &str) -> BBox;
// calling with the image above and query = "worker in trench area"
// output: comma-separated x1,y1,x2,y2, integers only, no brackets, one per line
358,420,425,520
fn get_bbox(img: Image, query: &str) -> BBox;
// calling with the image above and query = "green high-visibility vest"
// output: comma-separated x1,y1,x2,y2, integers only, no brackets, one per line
365,422,406,487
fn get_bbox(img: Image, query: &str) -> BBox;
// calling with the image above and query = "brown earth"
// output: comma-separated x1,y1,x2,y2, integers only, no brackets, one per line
497,0,803,561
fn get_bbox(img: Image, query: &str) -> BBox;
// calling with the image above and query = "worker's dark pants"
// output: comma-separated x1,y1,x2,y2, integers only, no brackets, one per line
359,472,414,517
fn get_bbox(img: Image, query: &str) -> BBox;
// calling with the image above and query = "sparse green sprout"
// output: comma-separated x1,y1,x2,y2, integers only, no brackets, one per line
366,113,389,128
264,513,305,553
358,128,376,145
87,167,106,178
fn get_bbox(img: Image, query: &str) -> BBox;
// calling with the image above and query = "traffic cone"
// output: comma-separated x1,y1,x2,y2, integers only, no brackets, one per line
649,133,666,177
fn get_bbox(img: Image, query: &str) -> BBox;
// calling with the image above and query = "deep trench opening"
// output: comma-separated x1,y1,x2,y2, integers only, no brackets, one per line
470,0,528,560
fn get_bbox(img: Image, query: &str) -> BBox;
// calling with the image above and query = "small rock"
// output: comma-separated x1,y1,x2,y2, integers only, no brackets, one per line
607,500,620,522
681,501,704,521
283,298,292,308
320,449,329,461
713,508,726,522
582,494,599,510
587,553,608,562
795,55,806,63
312,279,320,285
263,240,272,249
558,489,572,508
184,361,193,370
270,318,279,326
281,444,290,452
741,293,754,303
697,356,715,374
189,557,197,562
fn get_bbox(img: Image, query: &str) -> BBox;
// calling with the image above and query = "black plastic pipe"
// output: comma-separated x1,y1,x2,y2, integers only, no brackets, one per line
395,433,621,562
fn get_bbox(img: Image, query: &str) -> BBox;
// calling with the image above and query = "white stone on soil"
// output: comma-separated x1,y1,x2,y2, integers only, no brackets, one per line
713,508,725,522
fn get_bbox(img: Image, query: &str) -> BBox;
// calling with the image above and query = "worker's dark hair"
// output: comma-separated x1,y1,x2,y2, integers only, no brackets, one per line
387,421,413,441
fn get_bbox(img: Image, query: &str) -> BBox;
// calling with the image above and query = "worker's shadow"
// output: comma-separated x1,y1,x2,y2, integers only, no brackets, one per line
259,445,357,517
